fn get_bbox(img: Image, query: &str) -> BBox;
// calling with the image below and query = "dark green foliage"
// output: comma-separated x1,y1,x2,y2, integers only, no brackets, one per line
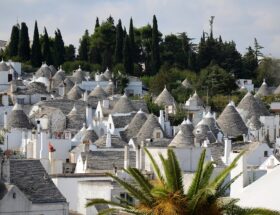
198,64,237,96
95,17,100,30
144,94,162,116
151,15,160,75
114,19,123,64
31,21,42,67
53,29,65,66
62,60,93,74
64,44,75,61
242,46,258,79
8,25,20,57
42,27,52,65
129,18,136,64
18,22,30,61
78,30,90,61
123,34,133,75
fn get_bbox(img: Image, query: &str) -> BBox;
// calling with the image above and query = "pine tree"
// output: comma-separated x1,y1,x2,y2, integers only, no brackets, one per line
95,17,100,31
123,34,133,75
114,19,123,64
129,18,135,64
31,21,42,67
254,38,263,61
53,29,65,66
18,22,30,61
42,27,52,65
78,30,90,61
8,25,20,57
151,15,160,75
65,44,75,61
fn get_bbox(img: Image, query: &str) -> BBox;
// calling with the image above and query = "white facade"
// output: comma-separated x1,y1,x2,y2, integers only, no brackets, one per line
236,79,254,92
259,115,279,143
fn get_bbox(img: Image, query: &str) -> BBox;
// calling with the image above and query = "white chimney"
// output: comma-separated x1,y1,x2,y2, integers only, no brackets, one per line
40,130,48,160
159,110,165,130
224,137,232,164
106,131,111,147
4,112,7,130
37,120,41,134
124,145,130,169
102,99,109,109
136,144,140,169
86,105,93,127
83,90,88,102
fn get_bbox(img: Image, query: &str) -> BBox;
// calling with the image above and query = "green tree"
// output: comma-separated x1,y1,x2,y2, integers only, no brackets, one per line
65,44,75,61
53,29,65,66
18,22,30,61
123,34,133,75
8,25,20,57
256,57,280,86
242,46,258,79
86,148,278,215
42,27,52,65
95,17,100,30
129,17,136,64
254,38,263,61
151,15,160,75
31,21,42,67
114,19,123,64
78,30,90,61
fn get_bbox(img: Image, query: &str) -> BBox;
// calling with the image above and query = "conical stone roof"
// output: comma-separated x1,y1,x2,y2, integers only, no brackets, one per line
67,83,83,100
105,80,114,95
121,109,147,141
72,66,86,83
52,67,65,87
63,78,74,93
274,84,280,95
169,120,194,147
112,94,135,113
154,87,175,106
103,67,112,80
82,127,98,143
35,63,52,78
191,91,204,106
256,80,270,97
66,105,85,130
182,78,192,89
217,102,248,137
7,103,32,129
237,92,269,122
0,60,9,71
247,115,262,131
89,85,107,99
48,65,57,76
254,95,270,116
136,114,165,141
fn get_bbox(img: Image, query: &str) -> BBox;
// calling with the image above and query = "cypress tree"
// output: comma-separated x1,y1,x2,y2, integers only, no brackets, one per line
129,17,135,64
42,27,52,65
114,19,123,64
8,25,20,57
18,22,30,61
78,30,90,61
123,34,133,75
95,17,100,31
53,29,65,66
31,21,42,67
65,44,76,61
151,15,160,75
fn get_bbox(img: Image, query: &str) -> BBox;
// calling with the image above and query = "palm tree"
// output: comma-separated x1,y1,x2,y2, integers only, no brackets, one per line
86,148,280,215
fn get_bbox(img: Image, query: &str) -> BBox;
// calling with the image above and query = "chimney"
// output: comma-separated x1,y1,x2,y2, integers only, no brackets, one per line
106,131,111,148
2,158,10,183
37,120,41,134
4,112,7,130
86,105,93,127
83,90,88,102
124,145,129,169
164,106,169,120
40,130,48,159
224,137,232,164
159,110,165,130
140,141,145,170
102,99,109,109
136,144,141,169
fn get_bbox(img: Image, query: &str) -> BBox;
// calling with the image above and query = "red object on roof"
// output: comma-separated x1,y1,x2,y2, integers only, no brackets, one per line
48,142,56,153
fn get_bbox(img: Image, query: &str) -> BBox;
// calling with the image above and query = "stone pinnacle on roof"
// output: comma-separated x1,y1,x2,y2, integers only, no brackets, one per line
89,84,108,99
154,86,175,106
217,101,248,137
112,94,135,113
247,115,262,131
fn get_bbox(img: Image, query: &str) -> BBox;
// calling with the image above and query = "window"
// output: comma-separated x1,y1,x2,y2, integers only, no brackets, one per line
12,193,16,199
189,113,193,121
264,151,268,157
17,98,24,104
156,132,161,139
41,97,47,101
120,193,134,205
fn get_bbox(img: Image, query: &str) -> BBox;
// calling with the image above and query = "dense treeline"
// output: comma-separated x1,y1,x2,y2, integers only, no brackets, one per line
1,15,262,79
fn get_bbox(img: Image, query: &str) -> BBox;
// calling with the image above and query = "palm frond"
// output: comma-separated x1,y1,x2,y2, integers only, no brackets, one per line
215,172,242,198
187,148,206,198
124,167,154,200
107,173,153,206
210,150,245,189
151,186,169,198
199,161,215,190
144,147,165,184
97,208,118,215
228,204,280,215
86,198,128,209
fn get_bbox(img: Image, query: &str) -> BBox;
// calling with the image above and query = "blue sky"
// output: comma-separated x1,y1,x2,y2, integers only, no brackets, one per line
1,0,280,57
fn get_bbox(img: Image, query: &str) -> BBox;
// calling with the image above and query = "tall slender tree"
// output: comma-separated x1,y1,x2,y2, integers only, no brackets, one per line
95,17,100,31
151,15,160,75
78,30,90,61
65,44,75,61
129,17,135,64
114,19,123,64
53,29,65,66
18,22,30,61
42,27,52,65
123,34,133,75
31,21,42,67
8,25,20,57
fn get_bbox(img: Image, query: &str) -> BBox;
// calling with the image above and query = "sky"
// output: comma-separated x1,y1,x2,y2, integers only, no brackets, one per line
1,0,280,57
